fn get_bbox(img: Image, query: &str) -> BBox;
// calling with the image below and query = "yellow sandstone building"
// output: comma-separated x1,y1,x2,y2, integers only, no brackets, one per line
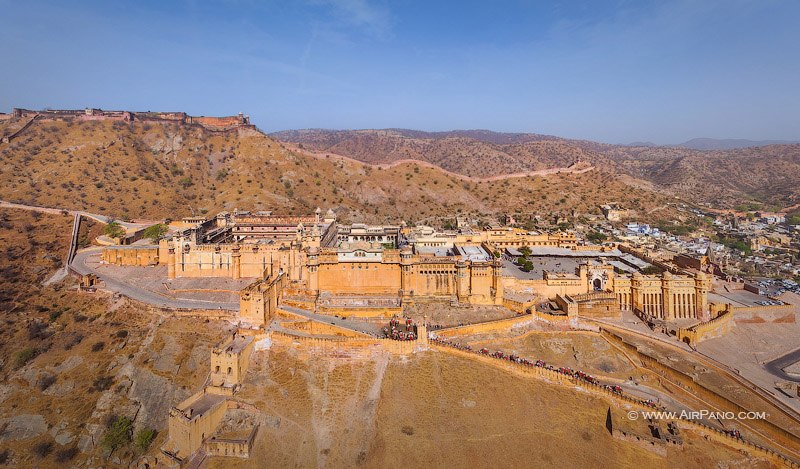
102,208,711,326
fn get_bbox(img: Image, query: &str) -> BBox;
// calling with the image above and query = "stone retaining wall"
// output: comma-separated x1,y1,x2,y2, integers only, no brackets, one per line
600,328,800,461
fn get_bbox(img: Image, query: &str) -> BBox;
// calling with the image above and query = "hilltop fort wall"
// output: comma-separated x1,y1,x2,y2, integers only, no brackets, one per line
8,107,252,131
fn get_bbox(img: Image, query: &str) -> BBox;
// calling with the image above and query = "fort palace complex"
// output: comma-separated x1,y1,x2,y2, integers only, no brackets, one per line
101,208,713,328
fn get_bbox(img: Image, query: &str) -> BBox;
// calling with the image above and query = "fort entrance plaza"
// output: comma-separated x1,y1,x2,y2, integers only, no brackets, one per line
67,207,800,466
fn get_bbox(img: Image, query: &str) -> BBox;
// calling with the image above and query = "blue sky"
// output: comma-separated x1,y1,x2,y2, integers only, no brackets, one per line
0,0,798,143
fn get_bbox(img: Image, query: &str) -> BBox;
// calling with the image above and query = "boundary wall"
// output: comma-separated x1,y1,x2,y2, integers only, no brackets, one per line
432,341,799,467
677,310,733,345
270,330,425,354
433,314,534,338
599,328,800,461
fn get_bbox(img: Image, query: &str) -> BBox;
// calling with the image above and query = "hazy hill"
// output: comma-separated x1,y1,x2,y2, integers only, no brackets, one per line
678,138,800,150
273,128,800,211
602,144,800,210
0,118,677,225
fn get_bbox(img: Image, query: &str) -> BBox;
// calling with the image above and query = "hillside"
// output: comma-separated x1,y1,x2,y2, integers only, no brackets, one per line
0,208,226,467
0,119,677,225
272,128,608,179
678,138,800,150
603,144,800,210
273,129,800,211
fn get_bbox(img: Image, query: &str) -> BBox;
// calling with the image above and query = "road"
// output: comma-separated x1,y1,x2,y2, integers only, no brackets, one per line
765,347,800,383
279,305,383,336
71,248,239,311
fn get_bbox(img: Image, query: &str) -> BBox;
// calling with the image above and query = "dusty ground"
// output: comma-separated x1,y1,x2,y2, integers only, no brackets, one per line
406,303,520,328
87,258,253,304
698,317,800,411
206,345,774,468
458,330,640,380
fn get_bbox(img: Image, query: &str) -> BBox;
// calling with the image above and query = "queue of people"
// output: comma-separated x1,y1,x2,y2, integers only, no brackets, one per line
431,336,663,408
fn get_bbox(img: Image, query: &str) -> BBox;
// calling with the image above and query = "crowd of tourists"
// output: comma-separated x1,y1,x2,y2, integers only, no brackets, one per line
430,336,665,408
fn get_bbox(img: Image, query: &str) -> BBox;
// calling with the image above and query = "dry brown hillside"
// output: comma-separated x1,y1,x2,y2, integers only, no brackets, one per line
274,128,800,211
602,144,800,210
272,128,607,178
0,119,677,225
0,208,227,467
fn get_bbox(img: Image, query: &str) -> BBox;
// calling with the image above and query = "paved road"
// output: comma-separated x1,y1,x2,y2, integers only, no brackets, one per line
280,305,383,336
765,347,800,383
71,248,239,311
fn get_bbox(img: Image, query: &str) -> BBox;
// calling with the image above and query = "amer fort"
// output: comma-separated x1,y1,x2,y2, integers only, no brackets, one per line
61,206,800,467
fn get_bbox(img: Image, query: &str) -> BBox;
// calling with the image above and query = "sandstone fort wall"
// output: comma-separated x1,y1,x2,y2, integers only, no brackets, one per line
599,328,800,456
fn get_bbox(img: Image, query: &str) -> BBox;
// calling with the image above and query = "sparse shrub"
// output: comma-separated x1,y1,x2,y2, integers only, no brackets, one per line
14,347,36,369
32,441,53,458
135,428,156,451
115,330,128,339
27,322,50,340
141,224,168,242
64,332,83,350
103,221,125,239
91,375,113,392
91,341,105,352
55,446,78,462
38,374,57,391
0,448,9,464
100,416,132,452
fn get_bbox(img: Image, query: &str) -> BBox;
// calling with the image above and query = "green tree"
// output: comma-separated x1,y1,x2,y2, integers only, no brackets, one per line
103,221,125,239
520,259,534,272
101,416,133,452
519,246,532,257
135,428,156,452
587,231,607,244
142,223,168,242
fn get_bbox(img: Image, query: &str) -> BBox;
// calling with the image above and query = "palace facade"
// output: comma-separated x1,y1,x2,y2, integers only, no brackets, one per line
102,208,711,326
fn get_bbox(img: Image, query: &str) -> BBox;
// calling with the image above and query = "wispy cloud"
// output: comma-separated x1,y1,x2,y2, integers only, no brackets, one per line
311,0,392,39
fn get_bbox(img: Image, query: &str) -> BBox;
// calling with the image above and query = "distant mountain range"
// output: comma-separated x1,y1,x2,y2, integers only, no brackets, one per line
272,128,800,211
676,138,800,150
627,138,800,150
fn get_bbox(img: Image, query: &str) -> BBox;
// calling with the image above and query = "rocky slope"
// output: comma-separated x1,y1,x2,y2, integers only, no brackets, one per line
0,119,678,225
274,128,800,211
